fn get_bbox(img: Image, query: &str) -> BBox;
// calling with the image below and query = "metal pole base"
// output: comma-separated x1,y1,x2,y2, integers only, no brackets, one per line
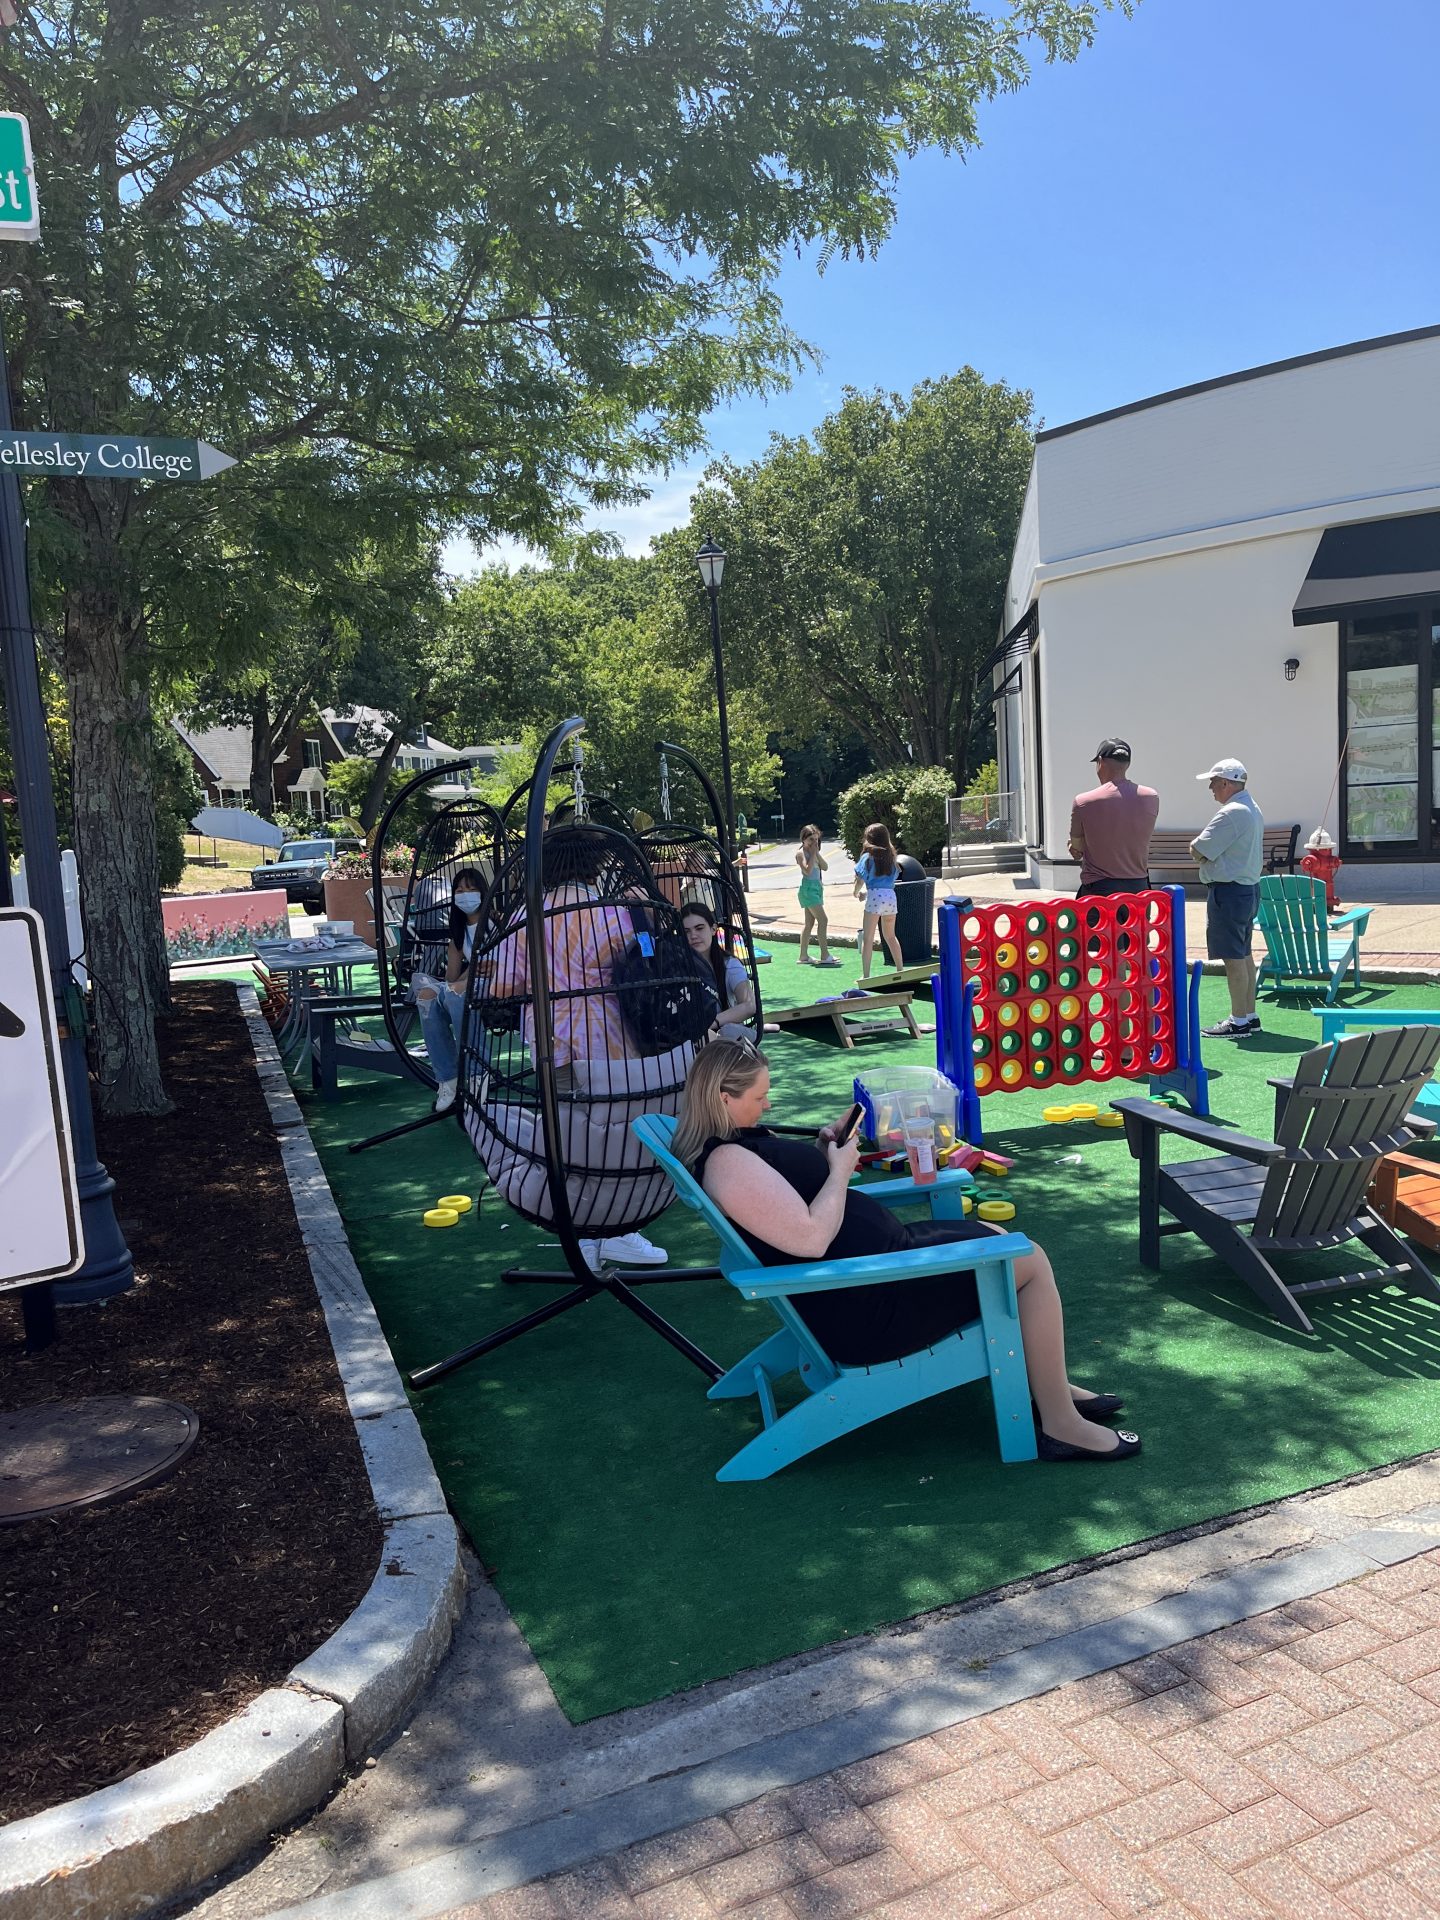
21,1281,56,1352
503,1262,722,1286
349,1107,450,1154
52,1156,134,1302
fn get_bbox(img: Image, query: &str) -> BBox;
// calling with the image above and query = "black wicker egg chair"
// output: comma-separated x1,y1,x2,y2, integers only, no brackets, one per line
346,761,507,1155
408,719,757,1391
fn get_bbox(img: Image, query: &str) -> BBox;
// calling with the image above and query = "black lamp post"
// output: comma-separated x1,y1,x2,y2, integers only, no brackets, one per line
696,537,738,874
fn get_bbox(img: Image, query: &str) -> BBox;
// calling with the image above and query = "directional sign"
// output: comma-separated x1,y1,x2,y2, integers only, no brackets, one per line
0,112,38,242
0,431,235,482
0,908,83,1288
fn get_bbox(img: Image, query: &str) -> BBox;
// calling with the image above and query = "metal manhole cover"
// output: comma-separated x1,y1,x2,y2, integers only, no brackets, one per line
0,1396,200,1524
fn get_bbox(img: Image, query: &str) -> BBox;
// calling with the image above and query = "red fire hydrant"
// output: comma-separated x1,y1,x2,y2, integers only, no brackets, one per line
1300,828,1342,913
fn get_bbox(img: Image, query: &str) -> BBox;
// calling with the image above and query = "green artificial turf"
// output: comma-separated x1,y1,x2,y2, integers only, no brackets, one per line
292,944,1440,1722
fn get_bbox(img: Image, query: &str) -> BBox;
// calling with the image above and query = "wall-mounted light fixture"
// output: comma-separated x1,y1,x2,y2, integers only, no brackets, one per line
1284,657,1300,681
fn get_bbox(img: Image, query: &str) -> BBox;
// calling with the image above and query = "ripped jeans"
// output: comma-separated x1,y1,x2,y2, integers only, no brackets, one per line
415,979,466,1084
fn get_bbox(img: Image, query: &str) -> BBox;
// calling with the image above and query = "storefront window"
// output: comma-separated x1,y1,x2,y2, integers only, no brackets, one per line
1344,611,1420,849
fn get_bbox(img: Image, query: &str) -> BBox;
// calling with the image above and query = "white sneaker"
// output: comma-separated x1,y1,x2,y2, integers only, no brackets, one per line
585,1230,668,1268
433,1077,458,1111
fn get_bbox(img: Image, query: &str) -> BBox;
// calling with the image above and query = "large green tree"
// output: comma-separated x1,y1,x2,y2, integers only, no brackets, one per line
1,0,1120,1110
673,369,1038,789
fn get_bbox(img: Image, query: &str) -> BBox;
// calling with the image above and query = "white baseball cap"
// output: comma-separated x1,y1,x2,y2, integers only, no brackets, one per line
1196,758,1247,784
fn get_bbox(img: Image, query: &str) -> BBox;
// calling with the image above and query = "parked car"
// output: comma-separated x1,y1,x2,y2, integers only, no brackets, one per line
250,836,363,912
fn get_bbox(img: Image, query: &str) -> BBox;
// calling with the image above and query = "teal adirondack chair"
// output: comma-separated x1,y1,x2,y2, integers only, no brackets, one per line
1256,874,1371,1003
631,1113,1037,1480
1316,1008,1440,1124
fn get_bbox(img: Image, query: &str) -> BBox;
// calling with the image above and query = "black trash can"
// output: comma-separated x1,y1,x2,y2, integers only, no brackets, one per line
892,853,935,966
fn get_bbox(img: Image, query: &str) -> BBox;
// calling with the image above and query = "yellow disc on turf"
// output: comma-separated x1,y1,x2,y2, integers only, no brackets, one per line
962,1194,974,1215
1068,1102,1099,1120
423,1207,460,1228
1095,1112,1126,1128
977,1200,1016,1223
437,1194,473,1213
1042,1104,1072,1123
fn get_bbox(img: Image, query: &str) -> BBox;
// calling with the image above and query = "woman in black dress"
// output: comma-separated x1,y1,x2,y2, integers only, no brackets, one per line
674,1040,1140,1462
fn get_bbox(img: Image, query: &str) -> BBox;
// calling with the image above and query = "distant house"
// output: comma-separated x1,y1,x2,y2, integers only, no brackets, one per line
322,708,516,796
997,324,1440,891
171,715,349,819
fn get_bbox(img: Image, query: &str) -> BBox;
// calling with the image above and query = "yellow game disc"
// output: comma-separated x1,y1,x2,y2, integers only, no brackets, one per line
1042,1104,1072,1123
437,1194,473,1212
977,1200,1016,1222
1000,1060,1024,1084
1058,994,1081,1021
1026,941,1049,966
973,1063,993,1089
994,941,1019,970
1068,1102,1100,1120
962,1194,974,1215
423,1208,460,1228
997,1001,1021,1027
1094,1111,1126,1128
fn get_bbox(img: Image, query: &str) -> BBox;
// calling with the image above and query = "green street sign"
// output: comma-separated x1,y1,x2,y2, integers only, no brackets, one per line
0,113,39,242
0,431,236,482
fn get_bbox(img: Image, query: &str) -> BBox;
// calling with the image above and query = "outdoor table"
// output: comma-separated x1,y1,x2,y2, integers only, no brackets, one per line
253,935,376,1059
764,988,928,1049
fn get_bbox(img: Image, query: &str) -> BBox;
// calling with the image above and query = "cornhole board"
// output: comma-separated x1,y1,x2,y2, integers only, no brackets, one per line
852,961,937,993
765,989,926,1049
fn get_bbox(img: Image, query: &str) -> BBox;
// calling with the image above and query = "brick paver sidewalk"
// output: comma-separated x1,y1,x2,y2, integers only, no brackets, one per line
449,1549,1440,1920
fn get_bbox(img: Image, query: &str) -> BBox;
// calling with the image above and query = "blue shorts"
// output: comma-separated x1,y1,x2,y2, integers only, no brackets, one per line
1206,882,1259,960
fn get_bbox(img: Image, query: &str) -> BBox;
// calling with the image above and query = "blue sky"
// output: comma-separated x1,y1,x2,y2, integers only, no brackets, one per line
461,0,1440,567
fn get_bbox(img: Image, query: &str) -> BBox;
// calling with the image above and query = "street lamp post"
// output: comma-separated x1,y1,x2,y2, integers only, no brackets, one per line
696,538,739,879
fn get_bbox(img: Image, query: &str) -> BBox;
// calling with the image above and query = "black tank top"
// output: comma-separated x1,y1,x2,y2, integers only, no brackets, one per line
695,1128,909,1265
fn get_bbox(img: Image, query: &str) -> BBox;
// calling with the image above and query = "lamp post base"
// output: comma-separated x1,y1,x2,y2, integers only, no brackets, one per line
52,1158,134,1302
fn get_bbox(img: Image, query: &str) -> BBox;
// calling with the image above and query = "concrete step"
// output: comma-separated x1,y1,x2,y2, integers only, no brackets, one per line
942,843,1027,877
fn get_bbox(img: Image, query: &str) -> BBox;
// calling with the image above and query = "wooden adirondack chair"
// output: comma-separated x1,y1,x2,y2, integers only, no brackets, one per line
1256,873,1371,1003
631,1113,1037,1479
1114,1027,1440,1334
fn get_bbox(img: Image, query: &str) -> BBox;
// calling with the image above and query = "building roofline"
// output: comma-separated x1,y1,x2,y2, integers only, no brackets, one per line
1036,323,1440,445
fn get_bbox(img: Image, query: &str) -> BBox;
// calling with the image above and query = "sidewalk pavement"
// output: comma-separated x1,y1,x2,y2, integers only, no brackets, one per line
739,852,1440,975
446,1548,1440,1920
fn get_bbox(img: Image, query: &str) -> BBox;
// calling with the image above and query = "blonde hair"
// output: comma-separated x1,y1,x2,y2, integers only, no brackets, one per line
673,1040,768,1167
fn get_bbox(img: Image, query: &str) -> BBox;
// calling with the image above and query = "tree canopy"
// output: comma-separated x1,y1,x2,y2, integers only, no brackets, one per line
0,0,1122,1109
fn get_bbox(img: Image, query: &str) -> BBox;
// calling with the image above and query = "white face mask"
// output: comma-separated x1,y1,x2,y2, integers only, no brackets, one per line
454,891,482,914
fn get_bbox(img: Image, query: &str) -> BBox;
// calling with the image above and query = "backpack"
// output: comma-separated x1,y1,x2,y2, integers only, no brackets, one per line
611,927,714,1056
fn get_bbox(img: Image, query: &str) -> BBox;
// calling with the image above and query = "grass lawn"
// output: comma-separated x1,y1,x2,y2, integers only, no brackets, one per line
289,946,1440,1723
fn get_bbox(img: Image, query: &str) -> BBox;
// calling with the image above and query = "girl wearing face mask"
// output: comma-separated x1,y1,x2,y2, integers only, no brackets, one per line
415,865,488,1111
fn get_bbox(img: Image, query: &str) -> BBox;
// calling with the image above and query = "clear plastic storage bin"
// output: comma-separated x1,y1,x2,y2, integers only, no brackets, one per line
853,1064,962,1150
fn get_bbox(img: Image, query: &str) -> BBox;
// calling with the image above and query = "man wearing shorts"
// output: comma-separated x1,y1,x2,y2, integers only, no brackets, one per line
1192,758,1264,1038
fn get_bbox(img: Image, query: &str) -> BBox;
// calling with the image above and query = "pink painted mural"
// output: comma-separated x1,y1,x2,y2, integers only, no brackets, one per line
163,891,290,965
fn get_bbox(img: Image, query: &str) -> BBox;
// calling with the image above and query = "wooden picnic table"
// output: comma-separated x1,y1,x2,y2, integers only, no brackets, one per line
765,988,927,1049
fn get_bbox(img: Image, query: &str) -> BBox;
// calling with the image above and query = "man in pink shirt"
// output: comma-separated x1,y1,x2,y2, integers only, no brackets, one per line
1068,738,1159,897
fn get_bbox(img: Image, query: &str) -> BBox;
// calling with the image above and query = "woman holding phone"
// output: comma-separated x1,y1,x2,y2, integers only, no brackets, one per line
672,1040,1139,1462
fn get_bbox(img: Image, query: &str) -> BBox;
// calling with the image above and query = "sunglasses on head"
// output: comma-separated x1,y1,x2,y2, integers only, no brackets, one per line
713,1030,761,1057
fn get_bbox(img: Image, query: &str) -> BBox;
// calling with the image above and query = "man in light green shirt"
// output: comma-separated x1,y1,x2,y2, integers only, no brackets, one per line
1191,757,1264,1039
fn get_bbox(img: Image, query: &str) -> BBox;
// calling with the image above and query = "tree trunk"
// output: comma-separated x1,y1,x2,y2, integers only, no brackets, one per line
64,582,174,1116
250,690,278,818
359,725,408,834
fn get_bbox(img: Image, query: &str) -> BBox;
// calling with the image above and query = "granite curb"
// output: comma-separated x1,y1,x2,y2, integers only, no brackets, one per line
0,987,465,1920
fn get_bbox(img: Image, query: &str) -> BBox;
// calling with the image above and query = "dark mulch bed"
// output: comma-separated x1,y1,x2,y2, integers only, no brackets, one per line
0,984,382,1824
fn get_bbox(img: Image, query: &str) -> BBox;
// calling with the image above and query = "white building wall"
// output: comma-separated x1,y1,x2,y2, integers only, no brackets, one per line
1038,332,1440,566
1033,529,1339,864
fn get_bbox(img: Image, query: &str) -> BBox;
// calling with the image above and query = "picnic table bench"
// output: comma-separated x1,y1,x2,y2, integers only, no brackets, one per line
1147,823,1300,884
765,988,927,1049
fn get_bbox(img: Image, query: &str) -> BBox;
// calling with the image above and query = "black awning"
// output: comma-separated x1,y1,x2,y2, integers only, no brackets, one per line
980,602,1038,675
1293,511,1440,625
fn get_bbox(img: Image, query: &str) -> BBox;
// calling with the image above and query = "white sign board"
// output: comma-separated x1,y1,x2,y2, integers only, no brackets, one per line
0,908,83,1286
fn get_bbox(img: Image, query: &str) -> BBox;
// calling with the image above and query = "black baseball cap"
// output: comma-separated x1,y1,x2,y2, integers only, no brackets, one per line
1093,738,1131,762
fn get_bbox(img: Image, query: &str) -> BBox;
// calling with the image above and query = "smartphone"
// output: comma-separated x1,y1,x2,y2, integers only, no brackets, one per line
836,1101,865,1146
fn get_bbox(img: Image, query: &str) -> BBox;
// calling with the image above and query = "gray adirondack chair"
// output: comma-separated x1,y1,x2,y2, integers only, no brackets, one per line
1113,1027,1440,1334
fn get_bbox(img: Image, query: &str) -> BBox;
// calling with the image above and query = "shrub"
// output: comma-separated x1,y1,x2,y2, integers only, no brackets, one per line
838,765,952,864
837,770,910,859
897,766,950,866
324,845,412,880
969,759,999,797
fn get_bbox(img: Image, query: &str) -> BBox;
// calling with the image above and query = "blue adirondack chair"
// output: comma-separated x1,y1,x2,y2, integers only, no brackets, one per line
1255,873,1371,1003
631,1113,1037,1480
1316,1008,1440,1124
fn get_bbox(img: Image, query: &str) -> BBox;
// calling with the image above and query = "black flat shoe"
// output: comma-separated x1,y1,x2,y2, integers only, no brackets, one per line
1036,1428,1142,1462
1071,1391,1125,1419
